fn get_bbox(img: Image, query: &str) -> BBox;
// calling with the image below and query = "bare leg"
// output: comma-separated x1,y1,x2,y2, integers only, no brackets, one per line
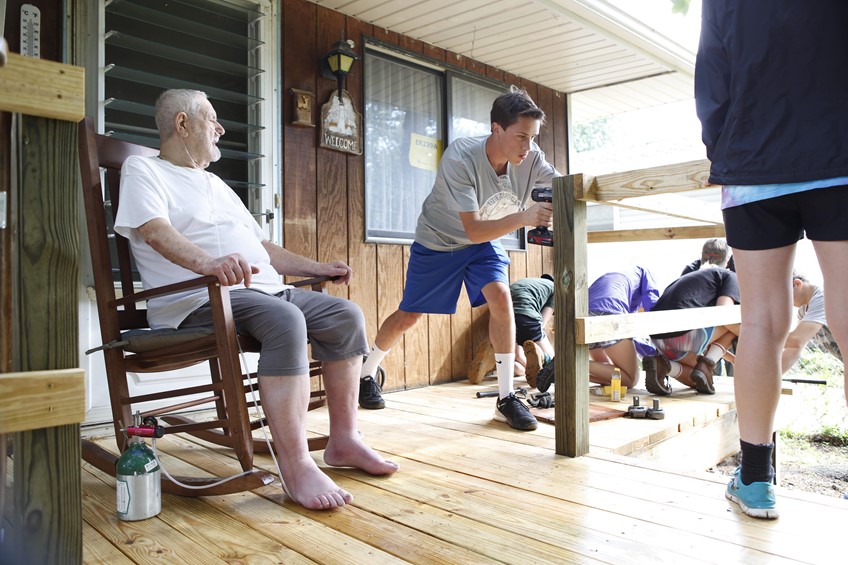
705,325,740,365
589,339,639,388
258,374,352,510
811,240,848,406
321,356,400,475
588,350,614,385
374,309,424,351
482,282,516,397
537,335,555,359
514,342,526,375
710,325,740,346
733,245,796,443
483,282,514,355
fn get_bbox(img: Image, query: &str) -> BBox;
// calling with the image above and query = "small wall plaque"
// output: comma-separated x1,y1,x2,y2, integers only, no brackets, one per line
290,88,315,127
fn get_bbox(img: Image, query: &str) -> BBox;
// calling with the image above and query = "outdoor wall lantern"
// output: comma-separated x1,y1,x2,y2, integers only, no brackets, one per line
321,38,358,100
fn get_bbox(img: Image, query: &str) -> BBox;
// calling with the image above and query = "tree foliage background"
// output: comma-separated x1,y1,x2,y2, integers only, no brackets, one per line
670,0,690,15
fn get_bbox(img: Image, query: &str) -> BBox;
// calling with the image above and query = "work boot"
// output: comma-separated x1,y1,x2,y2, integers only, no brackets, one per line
690,355,716,394
642,354,673,396
523,340,544,388
468,340,496,384
536,357,555,393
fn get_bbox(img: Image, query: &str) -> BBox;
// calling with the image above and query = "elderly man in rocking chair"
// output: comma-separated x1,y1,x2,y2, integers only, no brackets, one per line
114,89,398,510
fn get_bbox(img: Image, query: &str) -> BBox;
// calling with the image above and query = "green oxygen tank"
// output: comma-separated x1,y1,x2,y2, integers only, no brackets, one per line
116,412,161,521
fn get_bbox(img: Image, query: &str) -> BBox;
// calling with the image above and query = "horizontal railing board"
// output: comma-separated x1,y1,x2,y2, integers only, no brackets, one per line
0,368,86,433
577,305,741,344
0,53,85,121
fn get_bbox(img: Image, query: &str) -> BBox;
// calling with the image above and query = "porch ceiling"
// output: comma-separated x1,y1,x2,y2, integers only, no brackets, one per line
310,0,696,122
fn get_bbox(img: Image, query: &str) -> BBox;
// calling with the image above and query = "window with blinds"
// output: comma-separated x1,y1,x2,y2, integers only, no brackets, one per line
102,0,266,206
363,46,524,249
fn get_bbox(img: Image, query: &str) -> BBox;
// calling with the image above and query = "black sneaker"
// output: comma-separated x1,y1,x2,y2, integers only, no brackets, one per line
494,393,538,431
536,358,555,393
359,375,385,409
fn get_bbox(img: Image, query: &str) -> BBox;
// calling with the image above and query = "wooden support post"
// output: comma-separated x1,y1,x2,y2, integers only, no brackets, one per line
553,174,589,457
8,115,82,564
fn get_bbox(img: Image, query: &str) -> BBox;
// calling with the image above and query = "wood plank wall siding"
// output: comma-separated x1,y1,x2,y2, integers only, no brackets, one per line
0,0,564,392
284,0,568,393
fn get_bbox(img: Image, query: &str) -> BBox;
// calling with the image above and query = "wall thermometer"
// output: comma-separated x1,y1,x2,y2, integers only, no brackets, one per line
20,4,41,59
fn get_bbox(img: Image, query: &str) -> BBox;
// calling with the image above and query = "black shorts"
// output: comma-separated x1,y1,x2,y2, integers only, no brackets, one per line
515,313,545,344
723,184,848,251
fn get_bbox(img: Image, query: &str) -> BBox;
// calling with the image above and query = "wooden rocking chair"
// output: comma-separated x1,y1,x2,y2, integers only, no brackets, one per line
77,116,328,496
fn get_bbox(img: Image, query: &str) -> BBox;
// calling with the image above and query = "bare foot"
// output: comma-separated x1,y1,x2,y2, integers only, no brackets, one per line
323,435,399,476
279,456,352,510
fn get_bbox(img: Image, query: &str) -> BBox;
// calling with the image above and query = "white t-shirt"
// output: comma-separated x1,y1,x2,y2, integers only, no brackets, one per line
114,155,289,329
414,135,559,251
798,285,826,326
798,285,842,361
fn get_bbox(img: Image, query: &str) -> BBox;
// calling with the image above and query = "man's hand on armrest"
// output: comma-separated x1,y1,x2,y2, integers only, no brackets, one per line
261,240,353,285
318,261,353,285
199,255,260,287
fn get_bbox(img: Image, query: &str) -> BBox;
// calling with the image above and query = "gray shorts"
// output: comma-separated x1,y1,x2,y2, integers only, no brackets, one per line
180,288,368,376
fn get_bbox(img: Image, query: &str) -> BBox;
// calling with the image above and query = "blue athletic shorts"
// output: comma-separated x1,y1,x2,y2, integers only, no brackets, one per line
399,241,510,314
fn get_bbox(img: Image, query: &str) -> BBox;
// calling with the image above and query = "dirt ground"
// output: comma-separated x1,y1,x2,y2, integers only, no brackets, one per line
703,349,848,498
709,435,848,498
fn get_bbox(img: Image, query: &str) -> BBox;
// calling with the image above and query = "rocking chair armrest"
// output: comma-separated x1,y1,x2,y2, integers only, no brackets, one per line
111,275,221,308
111,274,339,309
289,275,339,292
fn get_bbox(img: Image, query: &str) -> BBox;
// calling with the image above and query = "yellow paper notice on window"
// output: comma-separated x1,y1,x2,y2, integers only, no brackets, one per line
409,134,442,172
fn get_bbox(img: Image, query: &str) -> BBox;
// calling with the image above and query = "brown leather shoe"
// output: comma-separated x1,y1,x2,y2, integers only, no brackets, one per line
690,355,716,394
642,354,672,396
468,340,496,384
523,340,543,388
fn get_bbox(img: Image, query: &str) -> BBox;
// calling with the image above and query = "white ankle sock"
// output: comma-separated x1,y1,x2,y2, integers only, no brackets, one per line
361,343,389,379
668,360,683,378
496,353,515,399
704,343,726,364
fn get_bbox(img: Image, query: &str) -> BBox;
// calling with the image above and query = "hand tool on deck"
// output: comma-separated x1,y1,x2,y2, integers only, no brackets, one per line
476,387,528,398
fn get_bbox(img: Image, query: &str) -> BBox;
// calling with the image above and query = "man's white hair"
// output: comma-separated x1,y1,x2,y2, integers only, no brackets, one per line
154,89,208,139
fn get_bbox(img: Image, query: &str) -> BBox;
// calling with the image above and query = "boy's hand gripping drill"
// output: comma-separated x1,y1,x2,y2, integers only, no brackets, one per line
527,187,553,247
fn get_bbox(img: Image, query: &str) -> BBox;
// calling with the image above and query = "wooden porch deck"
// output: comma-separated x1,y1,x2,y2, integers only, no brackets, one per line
80,380,845,564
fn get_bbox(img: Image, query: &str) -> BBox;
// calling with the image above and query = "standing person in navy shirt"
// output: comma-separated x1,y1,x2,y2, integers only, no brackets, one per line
696,0,848,518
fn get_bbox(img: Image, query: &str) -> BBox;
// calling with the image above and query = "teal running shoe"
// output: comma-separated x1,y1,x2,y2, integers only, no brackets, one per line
725,467,779,519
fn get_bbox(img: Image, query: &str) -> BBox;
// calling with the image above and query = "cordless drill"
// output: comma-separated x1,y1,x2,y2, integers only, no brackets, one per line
527,186,553,247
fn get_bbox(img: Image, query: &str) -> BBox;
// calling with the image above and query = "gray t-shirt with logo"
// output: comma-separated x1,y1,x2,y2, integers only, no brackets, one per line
414,135,559,251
